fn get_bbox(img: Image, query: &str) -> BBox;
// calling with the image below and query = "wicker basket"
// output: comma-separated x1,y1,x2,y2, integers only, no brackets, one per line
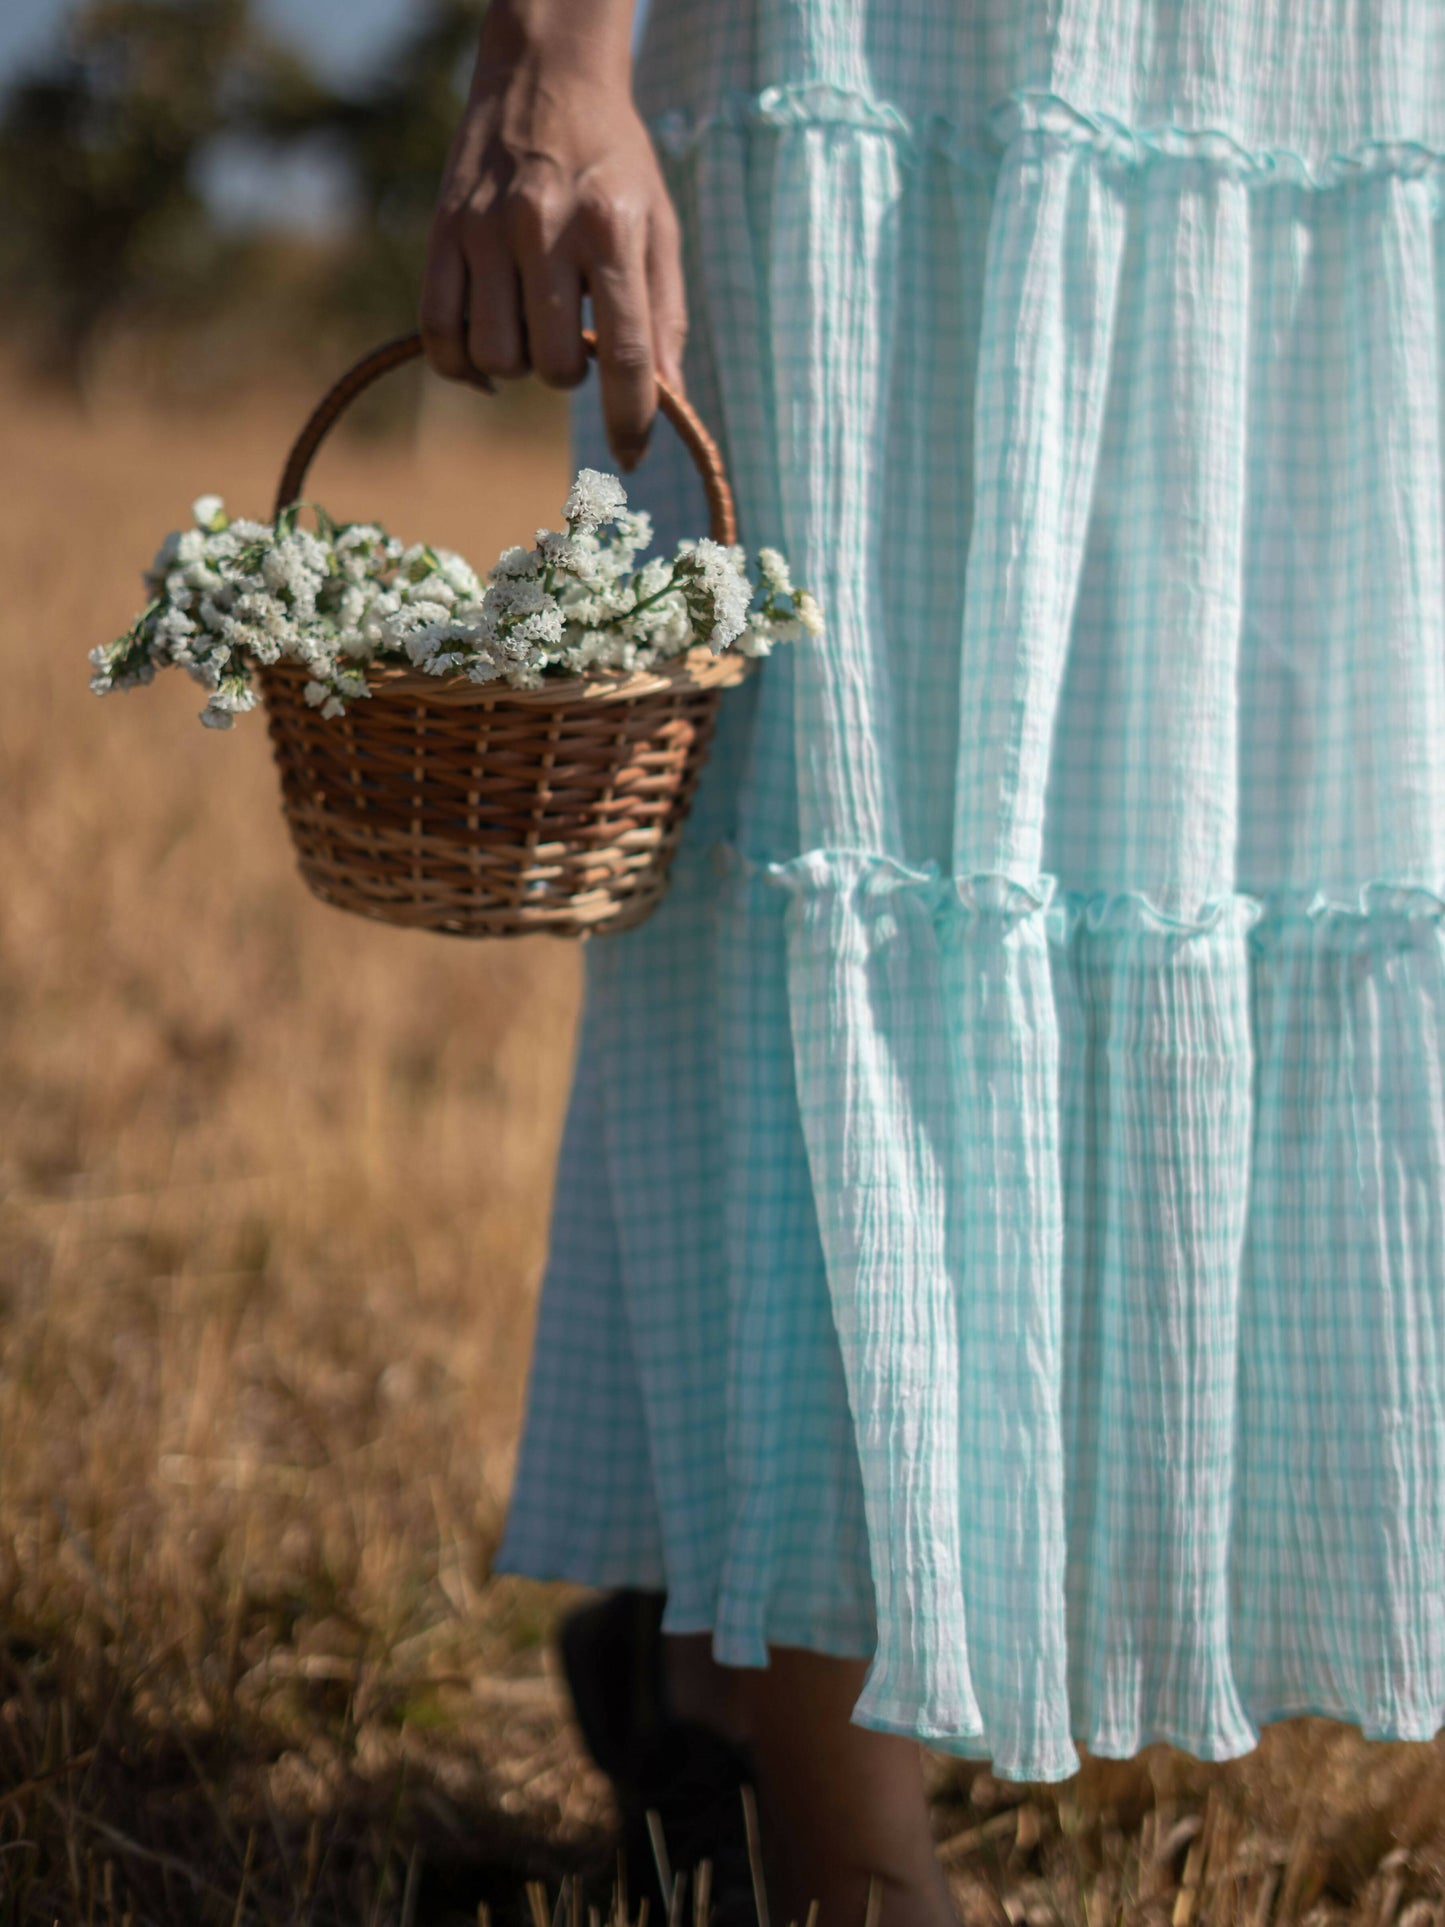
257,332,751,938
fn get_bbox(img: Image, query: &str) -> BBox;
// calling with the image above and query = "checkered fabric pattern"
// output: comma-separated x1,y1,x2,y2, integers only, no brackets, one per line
495,0,1445,1780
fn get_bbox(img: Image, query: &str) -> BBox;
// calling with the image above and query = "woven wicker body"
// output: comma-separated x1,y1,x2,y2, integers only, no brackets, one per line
259,333,749,938
259,648,749,936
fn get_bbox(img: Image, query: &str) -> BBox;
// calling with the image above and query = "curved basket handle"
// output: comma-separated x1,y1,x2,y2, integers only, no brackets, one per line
273,330,737,544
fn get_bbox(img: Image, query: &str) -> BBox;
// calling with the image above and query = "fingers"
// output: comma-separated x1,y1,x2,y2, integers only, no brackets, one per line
425,194,587,393
418,231,471,383
647,199,688,397
514,203,587,389
422,157,686,475
465,220,527,381
587,210,657,471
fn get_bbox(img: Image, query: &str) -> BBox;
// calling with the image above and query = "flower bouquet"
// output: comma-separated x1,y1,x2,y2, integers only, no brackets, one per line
90,332,819,938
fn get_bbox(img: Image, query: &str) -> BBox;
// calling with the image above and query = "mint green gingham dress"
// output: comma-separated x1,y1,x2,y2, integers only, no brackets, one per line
495,0,1445,1780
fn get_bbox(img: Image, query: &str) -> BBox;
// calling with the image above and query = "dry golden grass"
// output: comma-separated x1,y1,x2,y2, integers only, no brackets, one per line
0,368,1443,1924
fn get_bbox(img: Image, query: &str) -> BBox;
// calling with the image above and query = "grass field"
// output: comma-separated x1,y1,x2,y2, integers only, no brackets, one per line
2,370,1445,1925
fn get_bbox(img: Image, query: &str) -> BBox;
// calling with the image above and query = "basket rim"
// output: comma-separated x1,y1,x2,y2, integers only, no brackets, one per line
255,643,758,709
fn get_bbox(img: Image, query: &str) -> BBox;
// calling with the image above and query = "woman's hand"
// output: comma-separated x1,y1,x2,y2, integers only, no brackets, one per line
420,1,686,471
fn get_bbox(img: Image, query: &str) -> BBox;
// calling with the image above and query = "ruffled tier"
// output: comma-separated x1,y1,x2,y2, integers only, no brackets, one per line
499,848,1445,1777
498,69,1445,1777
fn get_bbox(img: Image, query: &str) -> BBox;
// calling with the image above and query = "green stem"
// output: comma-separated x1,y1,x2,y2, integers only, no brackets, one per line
626,570,683,617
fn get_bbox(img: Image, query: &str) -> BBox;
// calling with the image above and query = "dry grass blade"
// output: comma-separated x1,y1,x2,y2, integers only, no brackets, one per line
695,1859,713,1927
742,1785,771,1927
1395,1902,1436,1927
229,1826,256,1927
648,1808,676,1920
939,1805,1033,1864
1172,1834,1207,1927
1276,1813,1328,1926
0,1746,98,1809
529,1878,553,1927
400,1843,422,1927
864,1874,882,1927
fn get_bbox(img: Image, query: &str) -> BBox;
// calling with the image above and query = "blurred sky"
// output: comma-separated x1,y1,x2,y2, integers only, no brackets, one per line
1,0,650,232
2,0,438,92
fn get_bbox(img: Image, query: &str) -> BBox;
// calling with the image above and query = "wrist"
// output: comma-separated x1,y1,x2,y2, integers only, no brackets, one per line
475,0,634,91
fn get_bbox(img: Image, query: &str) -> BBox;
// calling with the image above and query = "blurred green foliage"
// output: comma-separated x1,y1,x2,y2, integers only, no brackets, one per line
0,0,489,391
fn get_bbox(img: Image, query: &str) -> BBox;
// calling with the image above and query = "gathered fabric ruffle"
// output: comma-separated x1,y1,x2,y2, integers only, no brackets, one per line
497,12,1445,1779
654,83,1445,210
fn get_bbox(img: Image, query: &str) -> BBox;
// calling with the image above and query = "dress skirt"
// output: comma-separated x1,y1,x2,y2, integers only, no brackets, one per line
495,0,1445,1781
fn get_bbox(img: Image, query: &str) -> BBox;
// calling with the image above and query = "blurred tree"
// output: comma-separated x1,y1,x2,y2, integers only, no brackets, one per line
245,0,487,342
0,0,490,393
0,0,317,388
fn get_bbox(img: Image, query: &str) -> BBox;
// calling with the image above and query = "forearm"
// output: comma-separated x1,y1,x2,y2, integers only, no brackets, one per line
474,0,637,88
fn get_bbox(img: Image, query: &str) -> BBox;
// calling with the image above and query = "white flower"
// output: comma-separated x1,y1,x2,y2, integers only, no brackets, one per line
635,556,672,600
758,547,793,595
94,470,810,728
511,606,565,649
613,509,653,553
649,610,692,654
536,528,583,571
335,523,385,553
674,537,752,652
563,468,628,531
793,590,825,636
503,663,548,691
431,548,483,600
492,545,538,580
406,615,486,667
207,680,257,716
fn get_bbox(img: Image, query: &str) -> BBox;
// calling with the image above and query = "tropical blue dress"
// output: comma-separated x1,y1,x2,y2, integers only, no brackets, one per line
495,0,1445,1781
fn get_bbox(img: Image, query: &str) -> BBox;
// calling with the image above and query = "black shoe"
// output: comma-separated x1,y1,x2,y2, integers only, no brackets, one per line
559,1590,759,1927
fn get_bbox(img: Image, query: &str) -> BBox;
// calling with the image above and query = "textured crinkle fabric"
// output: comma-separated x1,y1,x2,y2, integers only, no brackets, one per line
495,0,1445,1780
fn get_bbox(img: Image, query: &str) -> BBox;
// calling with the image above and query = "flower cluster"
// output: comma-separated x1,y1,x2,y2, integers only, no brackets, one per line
90,473,822,729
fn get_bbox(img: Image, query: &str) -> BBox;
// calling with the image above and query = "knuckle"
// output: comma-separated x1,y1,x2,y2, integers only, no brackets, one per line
605,336,653,379
446,183,498,235
579,193,642,252
652,200,683,248
455,209,504,264
468,318,526,381
503,184,561,251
